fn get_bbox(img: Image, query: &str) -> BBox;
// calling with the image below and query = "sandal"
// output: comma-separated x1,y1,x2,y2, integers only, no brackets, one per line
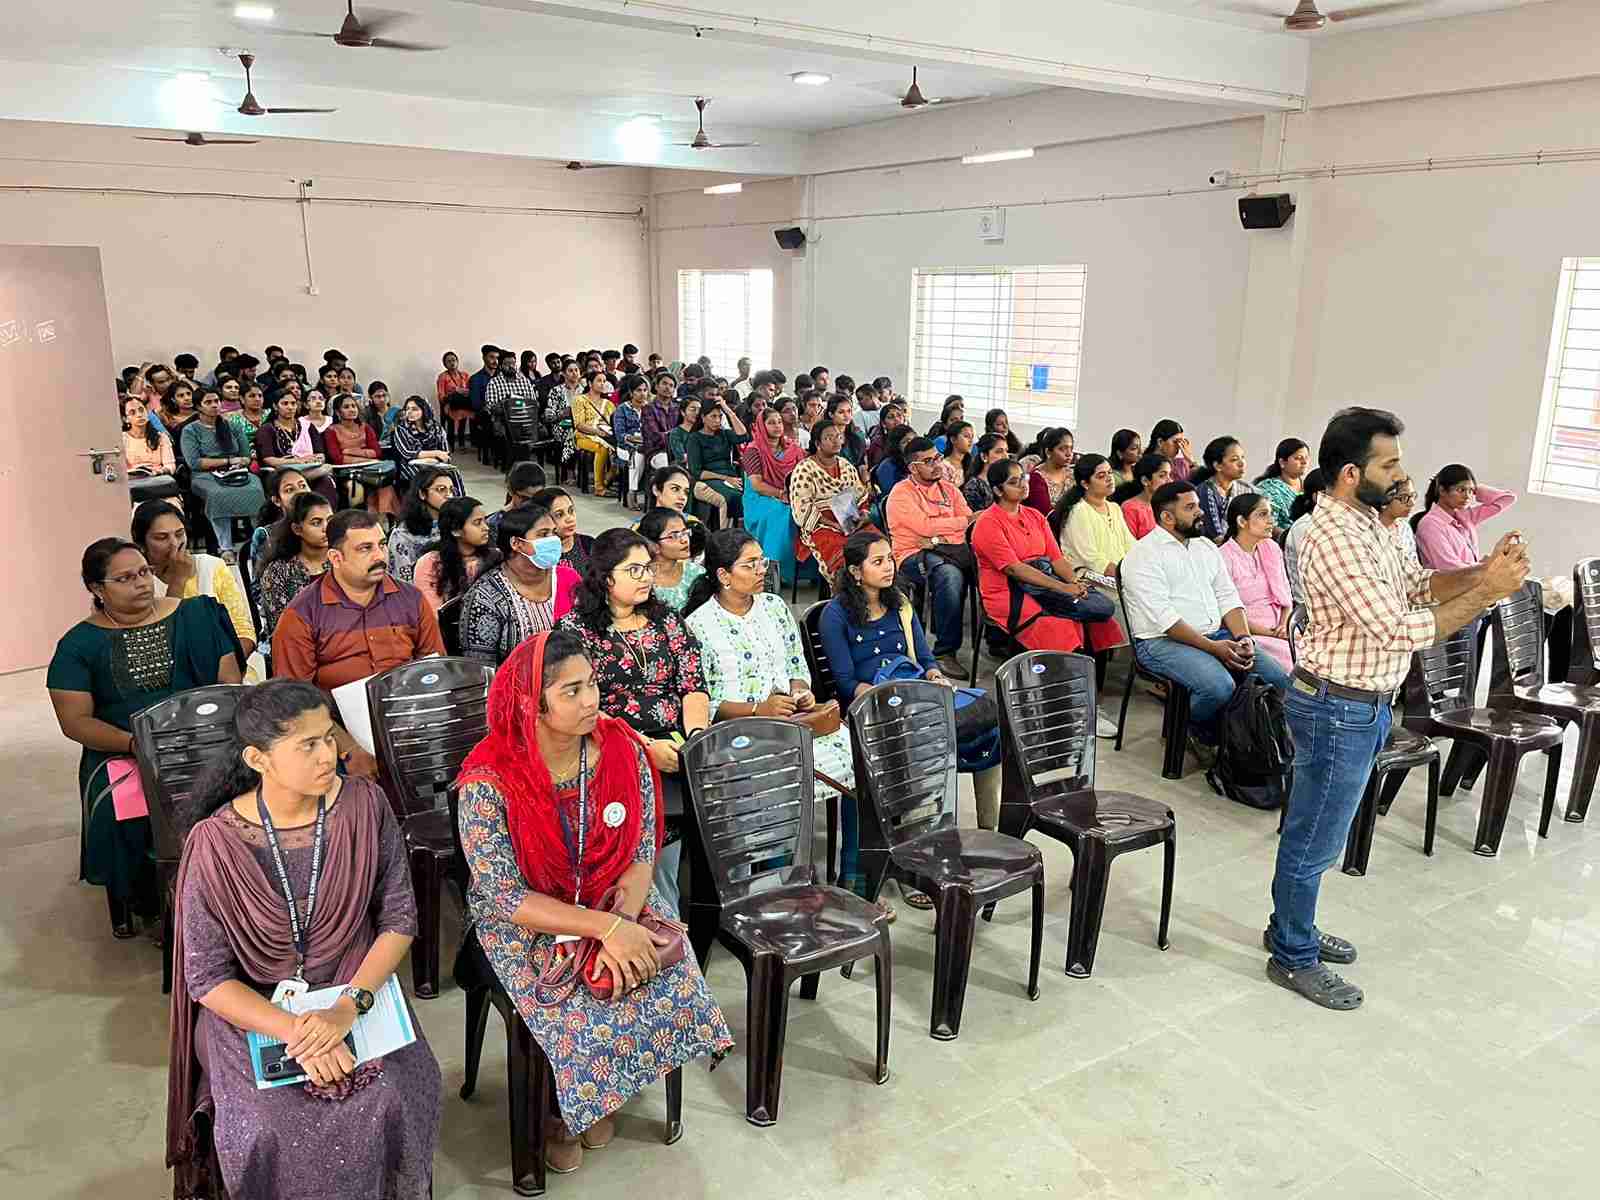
545,1120,584,1173
580,1115,615,1150
902,891,933,912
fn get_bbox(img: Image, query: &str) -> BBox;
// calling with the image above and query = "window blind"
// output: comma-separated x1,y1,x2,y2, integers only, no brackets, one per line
677,269,773,380
908,265,1087,427
1531,258,1600,502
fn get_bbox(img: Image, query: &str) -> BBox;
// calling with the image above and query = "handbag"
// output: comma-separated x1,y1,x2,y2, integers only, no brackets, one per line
784,697,841,737
533,885,688,1005
1018,557,1117,622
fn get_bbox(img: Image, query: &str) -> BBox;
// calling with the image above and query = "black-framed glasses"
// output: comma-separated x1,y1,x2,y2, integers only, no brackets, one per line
615,562,657,582
105,566,155,586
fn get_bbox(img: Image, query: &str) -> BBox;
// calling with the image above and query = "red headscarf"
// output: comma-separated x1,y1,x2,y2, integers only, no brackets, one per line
457,631,661,906
742,423,803,492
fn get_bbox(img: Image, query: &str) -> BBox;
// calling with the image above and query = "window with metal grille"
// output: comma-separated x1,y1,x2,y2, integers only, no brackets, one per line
677,269,773,381
907,265,1087,428
1530,257,1600,502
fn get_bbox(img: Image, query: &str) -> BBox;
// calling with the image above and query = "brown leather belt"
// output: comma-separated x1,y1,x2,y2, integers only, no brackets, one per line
1290,668,1396,706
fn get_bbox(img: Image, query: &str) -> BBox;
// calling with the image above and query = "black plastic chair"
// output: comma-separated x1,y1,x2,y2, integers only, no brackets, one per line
789,549,830,603
367,656,494,997
1491,580,1600,824
995,652,1174,977
437,594,464,658
680,719,892,1124
1568,557,1600,686
845,680,1043,1039
1400,629,1564,856
132,685,246,994
798,600,844,883
1111,564,1193,779
235,541,264,649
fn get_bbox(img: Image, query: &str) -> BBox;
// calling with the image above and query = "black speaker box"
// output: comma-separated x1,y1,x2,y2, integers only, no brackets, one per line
1239,193,1295,229
774,226,807,250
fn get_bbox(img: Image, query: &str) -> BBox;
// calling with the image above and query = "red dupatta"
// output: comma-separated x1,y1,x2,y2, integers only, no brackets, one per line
456,631,662,907
742,429,803,492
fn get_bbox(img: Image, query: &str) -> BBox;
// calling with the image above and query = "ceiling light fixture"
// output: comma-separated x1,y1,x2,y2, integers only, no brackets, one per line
961,147,1034,165
233,4,275,21
790,72,831,86
704,182,743,195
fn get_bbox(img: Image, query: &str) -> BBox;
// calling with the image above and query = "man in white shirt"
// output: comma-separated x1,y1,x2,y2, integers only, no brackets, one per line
1122,480,1290,758
730,357,754,399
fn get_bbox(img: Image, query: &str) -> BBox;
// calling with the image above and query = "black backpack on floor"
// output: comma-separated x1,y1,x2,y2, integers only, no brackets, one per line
1206,675,1294,810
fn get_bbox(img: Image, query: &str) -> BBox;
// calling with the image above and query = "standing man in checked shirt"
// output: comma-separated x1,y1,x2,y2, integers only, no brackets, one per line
1266,408,1529,1010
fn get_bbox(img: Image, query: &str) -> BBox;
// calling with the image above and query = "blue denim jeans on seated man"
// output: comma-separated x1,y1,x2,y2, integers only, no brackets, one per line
1267,681,1392,970
898,550,967,658
1132,628,1291,739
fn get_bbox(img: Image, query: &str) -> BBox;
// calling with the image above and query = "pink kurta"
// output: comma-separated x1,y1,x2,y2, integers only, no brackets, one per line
1219,536,1293,670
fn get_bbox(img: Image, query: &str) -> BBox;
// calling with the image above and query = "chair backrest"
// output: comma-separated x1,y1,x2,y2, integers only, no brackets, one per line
1402,627,1477,722
437,594,464,657
1489,580,1546,694
366,656,494,820
506,395,538,438
1572,557,1600,684
847,678,959,849
995,651,1096,807
680,718,817,904
132,685,246,866
800,599,838,705
236,542,263,634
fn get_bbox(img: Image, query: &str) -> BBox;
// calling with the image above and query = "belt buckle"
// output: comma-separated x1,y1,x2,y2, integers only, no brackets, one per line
1290,674,1319,697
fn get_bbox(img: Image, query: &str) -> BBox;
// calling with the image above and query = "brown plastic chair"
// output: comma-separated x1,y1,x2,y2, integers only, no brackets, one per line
995,651,1174,977
367,656,494,998
845,680,1043,1039
1400,629,1564,856
132,684,246,994
1491,580,1600,824
681,718,892,1124
1568,557,1600,685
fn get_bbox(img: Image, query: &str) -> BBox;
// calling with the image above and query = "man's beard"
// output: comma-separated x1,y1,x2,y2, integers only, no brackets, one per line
1172,513,1205,540
1355,475,1398,511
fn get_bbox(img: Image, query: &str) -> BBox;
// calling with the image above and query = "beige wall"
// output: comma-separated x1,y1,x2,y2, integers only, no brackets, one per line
0,121,654,400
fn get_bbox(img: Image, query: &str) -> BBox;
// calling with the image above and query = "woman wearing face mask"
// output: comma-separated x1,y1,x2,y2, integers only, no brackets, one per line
638,507,703,613
256,492,334,651
459,506,581,666
412,496,498,612
388,467,456,584
528,486,593,574
132,499,258,662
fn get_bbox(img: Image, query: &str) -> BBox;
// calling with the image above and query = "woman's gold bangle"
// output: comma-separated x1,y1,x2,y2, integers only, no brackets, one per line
601,916,623,942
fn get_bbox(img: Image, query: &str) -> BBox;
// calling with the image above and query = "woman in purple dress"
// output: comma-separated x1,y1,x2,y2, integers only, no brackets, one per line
167,681,441,1200
456,629,732,1174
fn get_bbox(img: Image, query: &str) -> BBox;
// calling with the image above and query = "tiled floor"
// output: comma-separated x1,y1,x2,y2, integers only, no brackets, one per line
5,459,1598,1198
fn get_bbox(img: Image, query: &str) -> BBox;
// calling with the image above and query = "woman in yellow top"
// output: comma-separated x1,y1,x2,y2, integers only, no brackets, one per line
131,499,258,663
1052,454,1134,601
571,368,617,496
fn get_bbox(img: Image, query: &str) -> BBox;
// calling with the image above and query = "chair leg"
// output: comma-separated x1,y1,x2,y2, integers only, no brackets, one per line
799,971,821,1000
1114,659,1136,752
410,848,442,999
1472,743,1521,856
663,1067,684,1145
825,789,839,886
460,986,492,1100
161,900,175,996
744,955,791,1126
1424,755,1441,856
1376,767,1408,817
687,904,719,970
1064,840,1113,978
1440,741,1471,797
1565,717,1600,823
872,932,893,1085
1539,743,1564,839
927,884,979,1041
1342,769,1383,877
505,1003,548,1196
1161,689,1190,780
841,853,891,981
1026,876,1043,1001
1157,824,1175,951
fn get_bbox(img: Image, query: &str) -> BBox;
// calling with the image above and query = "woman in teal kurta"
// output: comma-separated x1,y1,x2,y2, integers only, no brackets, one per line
46,538,242,936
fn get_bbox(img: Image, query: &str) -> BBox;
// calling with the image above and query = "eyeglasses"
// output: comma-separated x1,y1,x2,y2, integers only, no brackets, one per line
909,456,941,468
1391,492,1416,504
615,562,658,582
735,555,769,573
656,529,691,543
105,566,155,586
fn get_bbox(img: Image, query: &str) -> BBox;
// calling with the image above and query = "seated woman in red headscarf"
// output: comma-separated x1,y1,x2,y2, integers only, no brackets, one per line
167,680,441,1200
456,629,733,1174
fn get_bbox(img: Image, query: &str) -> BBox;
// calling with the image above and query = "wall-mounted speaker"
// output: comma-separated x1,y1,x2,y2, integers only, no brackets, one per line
774,226,807,250
1239,193,1295,230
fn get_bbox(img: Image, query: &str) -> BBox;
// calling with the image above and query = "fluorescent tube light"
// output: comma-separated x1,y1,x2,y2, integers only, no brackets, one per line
961,148,1035,165
790,72,831,86
234,4,275,20
704,182,743,195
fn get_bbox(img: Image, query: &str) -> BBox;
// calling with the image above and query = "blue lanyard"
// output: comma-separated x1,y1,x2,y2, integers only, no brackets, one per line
257,784,326,982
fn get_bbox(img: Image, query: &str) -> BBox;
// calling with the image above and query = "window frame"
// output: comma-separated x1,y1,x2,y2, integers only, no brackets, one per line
1529,256,1600,504
676,268,774,381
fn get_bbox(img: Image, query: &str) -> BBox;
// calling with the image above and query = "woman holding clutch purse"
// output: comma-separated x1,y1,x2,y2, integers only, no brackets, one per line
167,681,440,1200
457,630,732,1172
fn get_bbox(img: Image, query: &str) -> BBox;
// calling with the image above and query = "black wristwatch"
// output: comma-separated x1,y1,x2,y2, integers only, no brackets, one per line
342,985,375,1015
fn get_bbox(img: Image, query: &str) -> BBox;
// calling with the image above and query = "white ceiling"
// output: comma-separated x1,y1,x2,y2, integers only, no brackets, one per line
1111,0,1552,31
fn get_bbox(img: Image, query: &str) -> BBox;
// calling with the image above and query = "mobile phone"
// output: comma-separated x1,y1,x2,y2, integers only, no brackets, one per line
260,1032,358,1082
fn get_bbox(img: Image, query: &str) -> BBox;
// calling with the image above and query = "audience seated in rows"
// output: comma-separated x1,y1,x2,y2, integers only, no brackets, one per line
180,385,266,554
740,405,803,583
686,391,748,525
484,461,548,541
1149,418,1194,481
939,420,975,488
1109,428,1143,486
1024,427,1075,514
887,437,974,674
963,433,1009,514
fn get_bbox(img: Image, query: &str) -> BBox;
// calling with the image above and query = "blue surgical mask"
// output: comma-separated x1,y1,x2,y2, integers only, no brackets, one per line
526,535,563,570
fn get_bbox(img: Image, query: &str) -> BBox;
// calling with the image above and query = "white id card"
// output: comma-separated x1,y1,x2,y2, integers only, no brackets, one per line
270,977,310,1006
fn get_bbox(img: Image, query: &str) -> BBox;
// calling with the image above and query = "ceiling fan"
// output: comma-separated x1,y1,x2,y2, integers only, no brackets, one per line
227,53,337,116
136,131,259,146
897,66,984,110
1225,0,1432,31
670,98,757,150
272,2,443,51
565,161,628,171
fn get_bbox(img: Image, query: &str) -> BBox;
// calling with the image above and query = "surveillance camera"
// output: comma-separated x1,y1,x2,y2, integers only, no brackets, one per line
1208,170,1234,188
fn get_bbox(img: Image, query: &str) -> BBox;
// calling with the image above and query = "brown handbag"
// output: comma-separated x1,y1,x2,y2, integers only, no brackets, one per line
533,885,688,1005
785,698,842,737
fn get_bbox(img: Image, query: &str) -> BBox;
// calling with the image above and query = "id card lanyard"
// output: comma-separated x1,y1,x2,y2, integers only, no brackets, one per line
257,783,327,986
552,741,588,945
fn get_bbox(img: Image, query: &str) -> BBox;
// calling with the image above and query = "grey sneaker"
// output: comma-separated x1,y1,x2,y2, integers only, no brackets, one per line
1263,929,1357,965
1266,958,1364,1010
1187,734,1217,769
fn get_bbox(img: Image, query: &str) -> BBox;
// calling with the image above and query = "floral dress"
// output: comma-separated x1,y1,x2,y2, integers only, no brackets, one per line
555,609,706,736
543,384,578,463
386,521,437,584
458,748,733,1135
684,592,856,798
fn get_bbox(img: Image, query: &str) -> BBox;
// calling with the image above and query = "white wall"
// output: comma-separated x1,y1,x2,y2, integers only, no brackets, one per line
0,121,655,400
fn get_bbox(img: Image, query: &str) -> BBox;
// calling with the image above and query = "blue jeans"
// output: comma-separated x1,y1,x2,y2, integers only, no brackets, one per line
898,551,966,657
1267,680,1392,969
1133,629,1291,738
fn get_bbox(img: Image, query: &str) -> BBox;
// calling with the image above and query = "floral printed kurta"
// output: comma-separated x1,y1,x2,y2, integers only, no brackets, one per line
556,609,707,735
458,745,732,1135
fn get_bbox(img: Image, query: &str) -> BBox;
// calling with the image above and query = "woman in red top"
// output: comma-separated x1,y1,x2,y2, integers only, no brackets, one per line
1110,452,1172,541
324,393,398,515
971,457,1123,657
